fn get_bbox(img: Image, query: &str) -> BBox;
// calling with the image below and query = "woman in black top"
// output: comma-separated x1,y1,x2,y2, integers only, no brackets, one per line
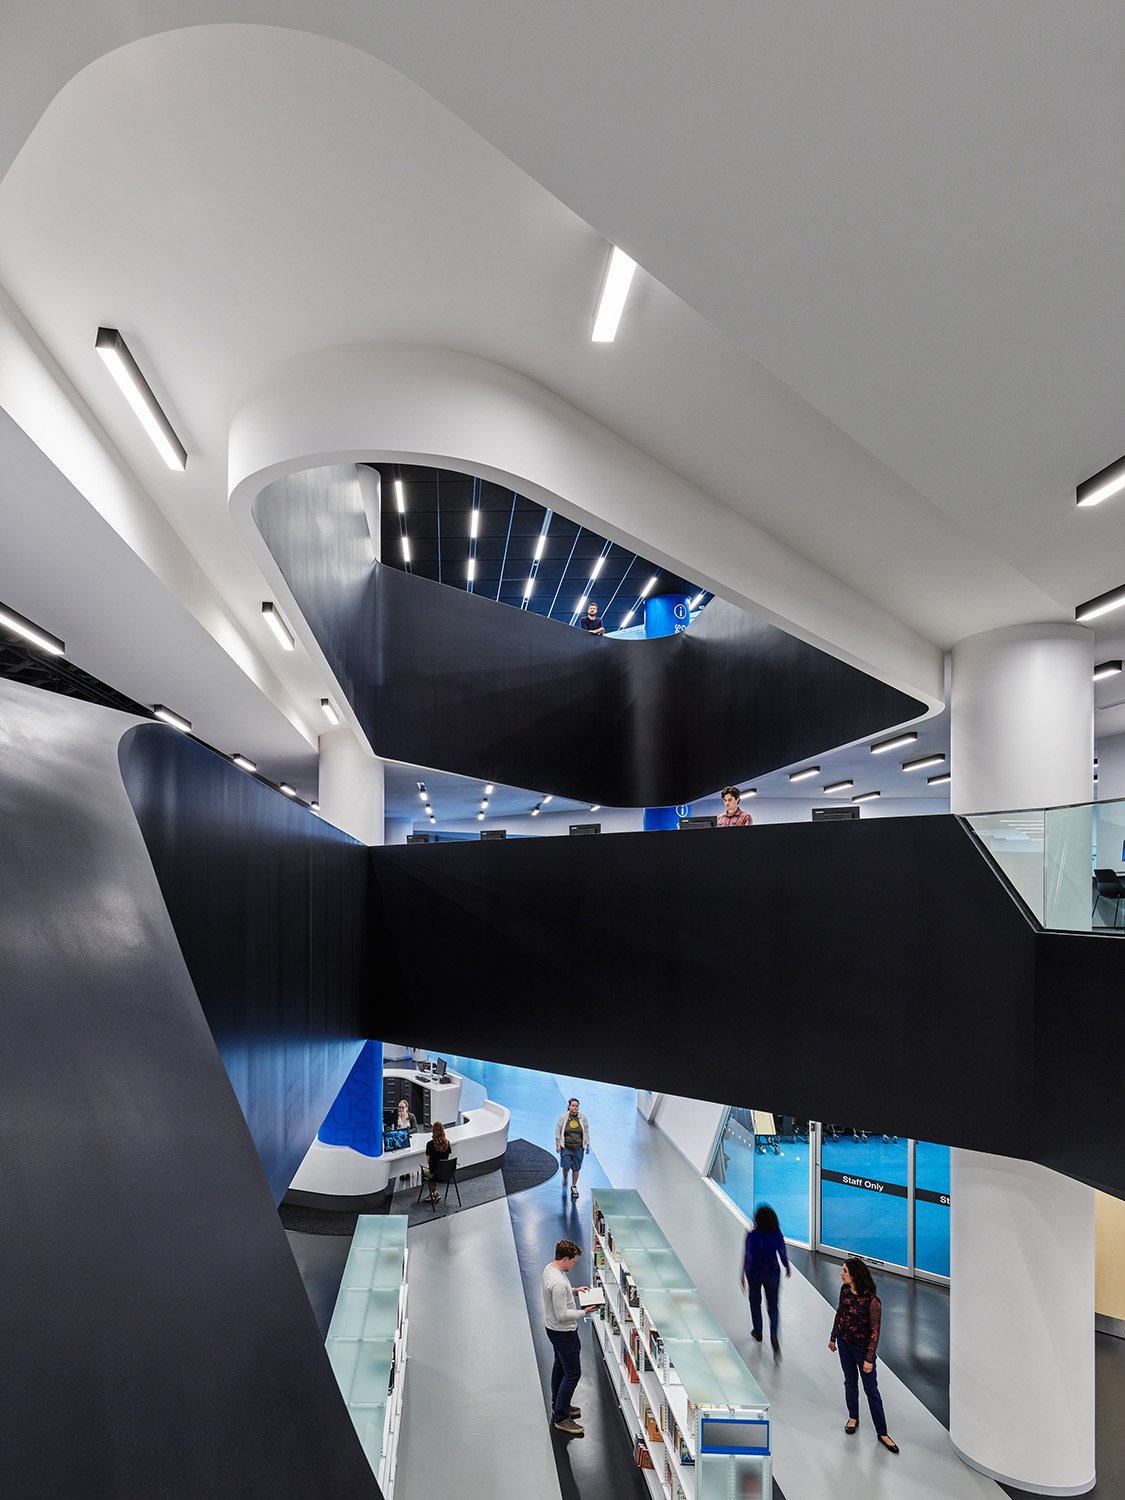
828,1258,899,1453
422,1120,451,1202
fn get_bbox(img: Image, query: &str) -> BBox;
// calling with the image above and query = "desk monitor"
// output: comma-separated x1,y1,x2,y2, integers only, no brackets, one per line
679,815,717,829
435,1057,448,1079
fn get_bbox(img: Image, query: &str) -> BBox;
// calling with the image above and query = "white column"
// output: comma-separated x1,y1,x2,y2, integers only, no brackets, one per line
948,622,1095,1495
317,726,384,846
949,1152,1094,1494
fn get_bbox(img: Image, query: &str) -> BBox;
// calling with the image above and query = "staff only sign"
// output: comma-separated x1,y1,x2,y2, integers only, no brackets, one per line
821,1169,949,1207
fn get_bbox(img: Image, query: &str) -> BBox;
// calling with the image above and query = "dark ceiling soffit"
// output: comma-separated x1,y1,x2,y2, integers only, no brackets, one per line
252,466,925,807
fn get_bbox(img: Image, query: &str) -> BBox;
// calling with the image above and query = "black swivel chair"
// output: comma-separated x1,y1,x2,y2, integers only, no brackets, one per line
1092,869,1125,927
416,1155,461,1212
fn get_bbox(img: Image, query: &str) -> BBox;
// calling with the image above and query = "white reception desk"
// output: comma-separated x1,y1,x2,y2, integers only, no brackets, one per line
290,1073,510,1200
382,1067,463,1127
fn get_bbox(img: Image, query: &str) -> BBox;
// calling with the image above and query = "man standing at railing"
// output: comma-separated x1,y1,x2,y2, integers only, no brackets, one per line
718,786,754,827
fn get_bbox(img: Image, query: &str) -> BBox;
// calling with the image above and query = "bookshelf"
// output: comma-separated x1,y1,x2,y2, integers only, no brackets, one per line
591,1188,772,1500
324,1215,409,1499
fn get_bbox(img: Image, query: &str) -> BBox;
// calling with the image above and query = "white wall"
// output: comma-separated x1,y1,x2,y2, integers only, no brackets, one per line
651,1092,726,1174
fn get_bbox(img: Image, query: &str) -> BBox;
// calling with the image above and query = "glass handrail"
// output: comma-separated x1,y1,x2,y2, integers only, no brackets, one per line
965,795,1125,933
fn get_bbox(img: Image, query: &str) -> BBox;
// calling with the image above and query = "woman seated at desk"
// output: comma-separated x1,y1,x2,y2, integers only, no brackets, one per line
395,1098,418,1133
422,1120,451,1202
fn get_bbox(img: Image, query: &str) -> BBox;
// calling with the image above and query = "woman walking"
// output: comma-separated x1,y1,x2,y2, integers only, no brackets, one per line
739,1204,791,1355
828,1258,899,1453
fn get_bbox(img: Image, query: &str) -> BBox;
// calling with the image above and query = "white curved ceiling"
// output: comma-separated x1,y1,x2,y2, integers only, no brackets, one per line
1,6,1124,772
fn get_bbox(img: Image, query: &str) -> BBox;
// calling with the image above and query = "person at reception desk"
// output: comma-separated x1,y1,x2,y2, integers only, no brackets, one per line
555,1098,590,1201
578,602,605,636
395,1098,418,1133
422,1120,451,1203
717,785,754,827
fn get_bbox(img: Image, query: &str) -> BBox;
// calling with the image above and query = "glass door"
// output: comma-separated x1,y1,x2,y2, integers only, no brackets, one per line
914,1141,951,1279
817,1123,910,1273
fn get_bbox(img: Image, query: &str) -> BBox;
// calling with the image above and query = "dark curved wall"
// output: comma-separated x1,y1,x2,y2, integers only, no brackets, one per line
0,681,380,1500
370,821,1125,1200
252,466,925,806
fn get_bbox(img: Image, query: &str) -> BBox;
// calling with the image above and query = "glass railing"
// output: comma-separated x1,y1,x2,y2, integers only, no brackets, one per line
965,796,1125,933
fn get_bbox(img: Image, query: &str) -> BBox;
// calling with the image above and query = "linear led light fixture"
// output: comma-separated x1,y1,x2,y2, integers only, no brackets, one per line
232,754,257,773
531,804,541,816
95,327,187,470
852,790,881,803
485,783,494,795
153,704,191,733
621,610,634,626
1094,660,1123,681
1076,583,1125,622
690,593,705,610
901,753,945,773
823,779,853,794
576,595,588,612
1077,454,1125,508
543,794,554,805
928,772,952,786
261,602,295,651
789,766,820,782
466,557,476,582
320,698,340,726
417,783,427,799
280,783,297,797
429,814,436,824
590,555,606,581
592,246,637,342
311,802,320,814
480,799,489,810
590,804,601,812
395,479,406,513
0,602,64,656
470,507,480,538
871,731,918,755
477,811,485,821
742,788,758,798
401,537,411,564
639,575,659,598
534,533,548,562
523,576,535,599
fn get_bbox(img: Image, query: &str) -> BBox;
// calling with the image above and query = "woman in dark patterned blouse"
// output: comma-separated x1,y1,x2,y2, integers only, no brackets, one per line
828,1258,900,1453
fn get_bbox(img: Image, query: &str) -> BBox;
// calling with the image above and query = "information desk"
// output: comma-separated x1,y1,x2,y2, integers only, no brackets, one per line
382,1067,462,1129
289,1099,510,1200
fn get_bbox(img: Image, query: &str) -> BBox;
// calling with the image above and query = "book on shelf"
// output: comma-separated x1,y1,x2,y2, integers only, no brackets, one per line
677,1429,694,1466
623,1271,639,1306
634,1439,654,1471
664,1457,674,1493
624,1346,639,1384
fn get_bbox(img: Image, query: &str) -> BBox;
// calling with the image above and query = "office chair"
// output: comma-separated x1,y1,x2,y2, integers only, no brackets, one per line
1092,869,1125,927
416,1155,461,1212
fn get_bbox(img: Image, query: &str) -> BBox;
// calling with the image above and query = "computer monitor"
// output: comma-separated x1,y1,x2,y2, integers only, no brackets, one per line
435,1058,448,1079
679,815,717,829
417,1058,431,1073
382,1107,396,1129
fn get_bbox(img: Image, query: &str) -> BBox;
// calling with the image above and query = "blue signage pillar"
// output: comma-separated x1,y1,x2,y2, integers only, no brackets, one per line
643,594,691,831
316,1039,384,1156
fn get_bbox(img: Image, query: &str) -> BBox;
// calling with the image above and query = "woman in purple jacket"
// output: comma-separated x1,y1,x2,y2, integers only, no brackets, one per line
739,1204,791,1354
828,1258,900,1453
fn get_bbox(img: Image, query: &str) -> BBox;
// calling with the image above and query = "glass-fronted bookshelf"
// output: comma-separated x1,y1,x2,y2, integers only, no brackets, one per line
325,1215,409,1498
591,1188,771,1500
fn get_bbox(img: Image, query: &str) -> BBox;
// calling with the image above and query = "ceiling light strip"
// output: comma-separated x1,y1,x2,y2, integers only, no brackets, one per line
0,602,65,656
871,731,918,754
94,327,187,471
789,766,820,783
901,753,945,773
153,704,191,733
261,602,295,651
592,246,638,342
822,779,853,794
928,772,952,786
1077,454,1125,508
852,790,881,803
1076,584,1125,622
1094,660,1123,681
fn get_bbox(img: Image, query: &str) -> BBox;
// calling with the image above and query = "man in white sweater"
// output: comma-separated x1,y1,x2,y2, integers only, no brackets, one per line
542,1238,596,1436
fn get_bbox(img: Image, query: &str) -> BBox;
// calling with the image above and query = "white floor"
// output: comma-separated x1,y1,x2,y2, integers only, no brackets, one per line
394,1067,1005,1500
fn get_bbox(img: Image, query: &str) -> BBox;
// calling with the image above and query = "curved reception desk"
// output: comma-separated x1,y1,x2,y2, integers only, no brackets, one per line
290,1095,510,1202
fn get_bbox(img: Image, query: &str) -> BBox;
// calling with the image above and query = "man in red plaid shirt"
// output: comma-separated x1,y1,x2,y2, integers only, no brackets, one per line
717,785,753,827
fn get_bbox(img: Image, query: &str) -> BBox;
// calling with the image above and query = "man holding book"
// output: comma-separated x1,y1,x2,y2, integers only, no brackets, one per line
542,1238,599,1436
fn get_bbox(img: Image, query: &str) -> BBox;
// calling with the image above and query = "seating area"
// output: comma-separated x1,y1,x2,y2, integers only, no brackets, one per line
417,1154,462,1212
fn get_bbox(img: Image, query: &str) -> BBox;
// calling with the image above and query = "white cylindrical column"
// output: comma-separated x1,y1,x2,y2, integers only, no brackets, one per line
948,622,1095,1494
949,1151,1095,1494
950,622,1093,815
317,727,384,845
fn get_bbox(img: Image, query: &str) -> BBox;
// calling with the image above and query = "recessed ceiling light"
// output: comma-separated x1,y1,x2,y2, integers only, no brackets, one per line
481,799,489,810
1094,660,1123,681
590,555,606,580
789,766,820,782
871,732,918,755
852,790,881,803
429,814,435,824
531,805,541,816
232,755,257,773
477,812,485,820
639,575,659,598
153,704,191,733
280,783,297,797
395,479,405,513
470,508,480,538
823,779,854,793
524,576,534,598
590,804,601,812
1076,584,1125,622
401,537,411,564
534,534,547,561
592,246,638,342
1077,454,1125,508
485,783,494,795
320,698,340,726
901,753,945,773
95,326,186,470
0,602,64,656
543,794,553,805
467,557,475,582
261,601,295,651
928,772,952,786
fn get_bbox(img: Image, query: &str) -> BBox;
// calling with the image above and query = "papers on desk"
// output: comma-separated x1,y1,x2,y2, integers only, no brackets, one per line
577,1287,605,1308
